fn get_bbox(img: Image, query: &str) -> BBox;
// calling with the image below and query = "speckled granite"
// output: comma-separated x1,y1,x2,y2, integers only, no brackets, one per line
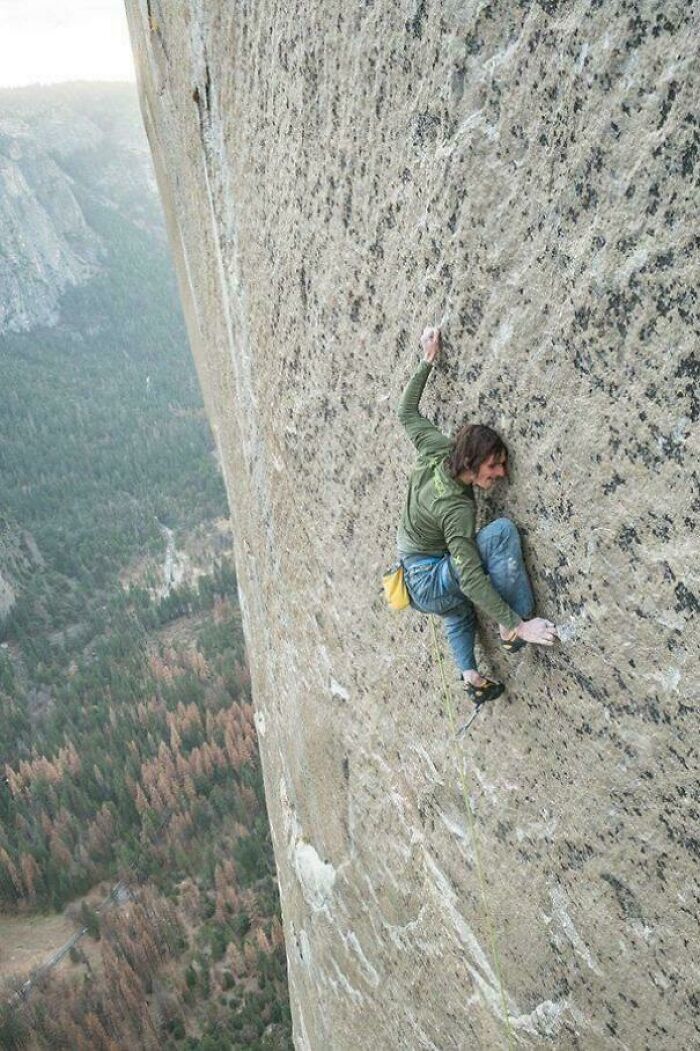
125,2,699,1047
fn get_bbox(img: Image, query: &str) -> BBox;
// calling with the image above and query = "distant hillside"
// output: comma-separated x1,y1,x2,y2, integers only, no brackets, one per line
0,83,227,652
0,83,161,335
0,84,292,1049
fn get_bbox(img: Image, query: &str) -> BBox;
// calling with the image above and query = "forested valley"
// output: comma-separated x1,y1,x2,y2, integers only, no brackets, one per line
0,84,291,1050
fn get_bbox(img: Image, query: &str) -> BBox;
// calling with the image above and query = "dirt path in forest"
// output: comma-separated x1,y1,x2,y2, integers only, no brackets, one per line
0,880,127,994
0,911,76,979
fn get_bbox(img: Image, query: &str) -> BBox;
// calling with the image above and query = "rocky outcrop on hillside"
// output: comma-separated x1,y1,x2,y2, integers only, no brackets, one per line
0,129,101,333
125,3,699,1048
0,85,159,334
0,512,42,621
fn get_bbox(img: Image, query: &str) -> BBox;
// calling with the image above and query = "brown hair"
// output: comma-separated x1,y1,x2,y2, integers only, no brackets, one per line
446,423,508,480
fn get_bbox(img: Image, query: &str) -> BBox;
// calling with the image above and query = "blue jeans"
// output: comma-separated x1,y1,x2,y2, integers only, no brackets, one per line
402,518,534,674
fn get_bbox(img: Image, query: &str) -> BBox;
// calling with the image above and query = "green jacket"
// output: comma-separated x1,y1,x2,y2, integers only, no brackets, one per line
396,361,520,630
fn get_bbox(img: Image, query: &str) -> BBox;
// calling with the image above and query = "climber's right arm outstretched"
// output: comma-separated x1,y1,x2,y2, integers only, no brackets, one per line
397,327,451,461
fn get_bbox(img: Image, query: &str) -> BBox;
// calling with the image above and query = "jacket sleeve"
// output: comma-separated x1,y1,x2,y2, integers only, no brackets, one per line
442,505,521,630
397,361,452,460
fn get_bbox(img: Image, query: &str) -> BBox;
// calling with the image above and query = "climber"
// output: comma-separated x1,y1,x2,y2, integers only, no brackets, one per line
397,325,557,705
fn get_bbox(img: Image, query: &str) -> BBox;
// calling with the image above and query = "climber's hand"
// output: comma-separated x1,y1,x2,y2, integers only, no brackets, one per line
420,326,441,364
515,618,558,646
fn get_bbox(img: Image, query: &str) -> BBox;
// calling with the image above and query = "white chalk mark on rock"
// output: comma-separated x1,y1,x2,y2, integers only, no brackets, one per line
409,743,444,785
293,842,337,913
330,677,350,702
556,619,578,643
550,885,603,976
491,319,514,355
423,851,518,1017
652,665,681,694
327,956,364,1003
438,810,471,843
342,930,381,987
510,998,570,1038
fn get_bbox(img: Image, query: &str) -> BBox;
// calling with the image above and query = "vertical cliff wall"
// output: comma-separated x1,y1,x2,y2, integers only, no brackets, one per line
125,3,698,1047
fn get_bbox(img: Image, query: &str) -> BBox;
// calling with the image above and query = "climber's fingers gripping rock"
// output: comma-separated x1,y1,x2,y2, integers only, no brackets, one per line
420,325,441,364
516,618,558,646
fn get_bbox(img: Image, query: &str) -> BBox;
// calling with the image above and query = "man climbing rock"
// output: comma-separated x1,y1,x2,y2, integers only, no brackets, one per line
397,325,557,705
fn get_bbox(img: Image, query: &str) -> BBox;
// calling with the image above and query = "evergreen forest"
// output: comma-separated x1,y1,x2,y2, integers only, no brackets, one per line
0,84,292,1050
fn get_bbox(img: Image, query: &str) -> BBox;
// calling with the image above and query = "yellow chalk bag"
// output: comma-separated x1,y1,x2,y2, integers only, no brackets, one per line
382,563,411,611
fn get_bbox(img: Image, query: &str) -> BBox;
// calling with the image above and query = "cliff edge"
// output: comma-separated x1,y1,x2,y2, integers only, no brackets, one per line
125,3,699,1047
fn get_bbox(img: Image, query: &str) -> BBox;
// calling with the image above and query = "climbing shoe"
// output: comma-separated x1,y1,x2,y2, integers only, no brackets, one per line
464,677,504,705
501,629,527,654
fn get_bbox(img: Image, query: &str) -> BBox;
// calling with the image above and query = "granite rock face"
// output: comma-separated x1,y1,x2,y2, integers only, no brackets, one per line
125,2,698,1047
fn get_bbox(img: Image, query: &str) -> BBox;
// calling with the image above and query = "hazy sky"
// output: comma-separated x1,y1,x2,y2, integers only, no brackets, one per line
0,0,135,87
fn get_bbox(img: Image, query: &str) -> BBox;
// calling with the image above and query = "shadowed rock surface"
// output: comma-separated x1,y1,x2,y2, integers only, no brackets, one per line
125,2,699,1047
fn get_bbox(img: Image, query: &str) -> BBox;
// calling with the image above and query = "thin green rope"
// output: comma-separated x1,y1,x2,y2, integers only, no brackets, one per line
430,618,516,1051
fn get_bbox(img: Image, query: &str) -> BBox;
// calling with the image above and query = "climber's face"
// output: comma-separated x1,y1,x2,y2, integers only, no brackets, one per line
473,453,508,490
